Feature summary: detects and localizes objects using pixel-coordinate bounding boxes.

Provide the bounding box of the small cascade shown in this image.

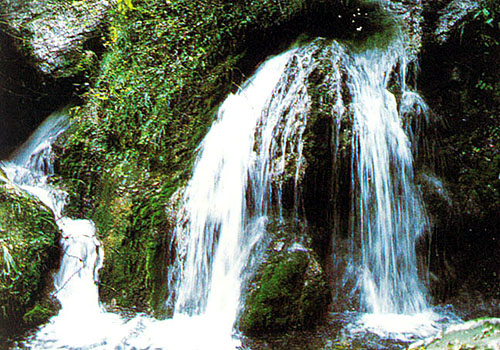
[3,112,123,349]
[171,51,294,319]
[347,39,428,315]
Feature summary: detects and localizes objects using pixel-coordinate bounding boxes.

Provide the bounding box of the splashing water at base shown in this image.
[351,312,440,342]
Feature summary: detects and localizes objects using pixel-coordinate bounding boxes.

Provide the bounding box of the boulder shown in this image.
[410,318,500,349]
[240,243,330,335]
[0,180,61,343]
[0,0,112,78]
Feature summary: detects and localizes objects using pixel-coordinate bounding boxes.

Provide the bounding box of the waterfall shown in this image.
[166,49,296,348]
[128,42,329,350]
[171,51,293,318]
[3,111,123,349]
[7,36,441,349]
[348,40,428,315]
[341,39,439,338]
[172,42,323,319]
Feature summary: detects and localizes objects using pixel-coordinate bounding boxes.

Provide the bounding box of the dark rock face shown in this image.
[0,30,76,159]
[419,0,500,312]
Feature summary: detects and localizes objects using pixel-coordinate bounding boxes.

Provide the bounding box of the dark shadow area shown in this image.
[234,0,394,88]
[0,30,80,159]
[418,6,500,313]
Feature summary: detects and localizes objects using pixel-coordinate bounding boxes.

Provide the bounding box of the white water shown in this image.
[157,49,296,350]
[342,38,439,338]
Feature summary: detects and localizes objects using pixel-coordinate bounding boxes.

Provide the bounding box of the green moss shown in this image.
[338,2,400,53]
[23,300,59,327]
[0,183,60,339]
[240,249,330,335]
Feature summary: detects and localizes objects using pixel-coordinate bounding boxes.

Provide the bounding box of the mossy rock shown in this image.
[410,318,500,349]
[92,173,176,315]
[0,182,61,341]
[240,245,330,335]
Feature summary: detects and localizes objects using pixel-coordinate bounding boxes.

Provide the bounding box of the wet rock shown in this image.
[0,181,61,342]
[384,0,425,57]
[239,244,330,335]
[0,0,112,78]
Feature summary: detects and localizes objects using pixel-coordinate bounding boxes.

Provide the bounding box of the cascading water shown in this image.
[6,34,443,349]
[3,112,123,349]
[341,39,439,338]
[133,49,298,350]
[349,41,428,313]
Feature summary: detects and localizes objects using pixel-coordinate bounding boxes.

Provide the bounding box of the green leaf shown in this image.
[1,244,18,275]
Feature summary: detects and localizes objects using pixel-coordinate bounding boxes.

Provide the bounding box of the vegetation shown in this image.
[0,182,60,342]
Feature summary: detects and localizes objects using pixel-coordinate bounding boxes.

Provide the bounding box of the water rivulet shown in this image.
[10,35,442,349]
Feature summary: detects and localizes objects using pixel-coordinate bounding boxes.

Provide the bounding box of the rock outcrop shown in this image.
[0,0,111,78]
[433,0,481,43]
